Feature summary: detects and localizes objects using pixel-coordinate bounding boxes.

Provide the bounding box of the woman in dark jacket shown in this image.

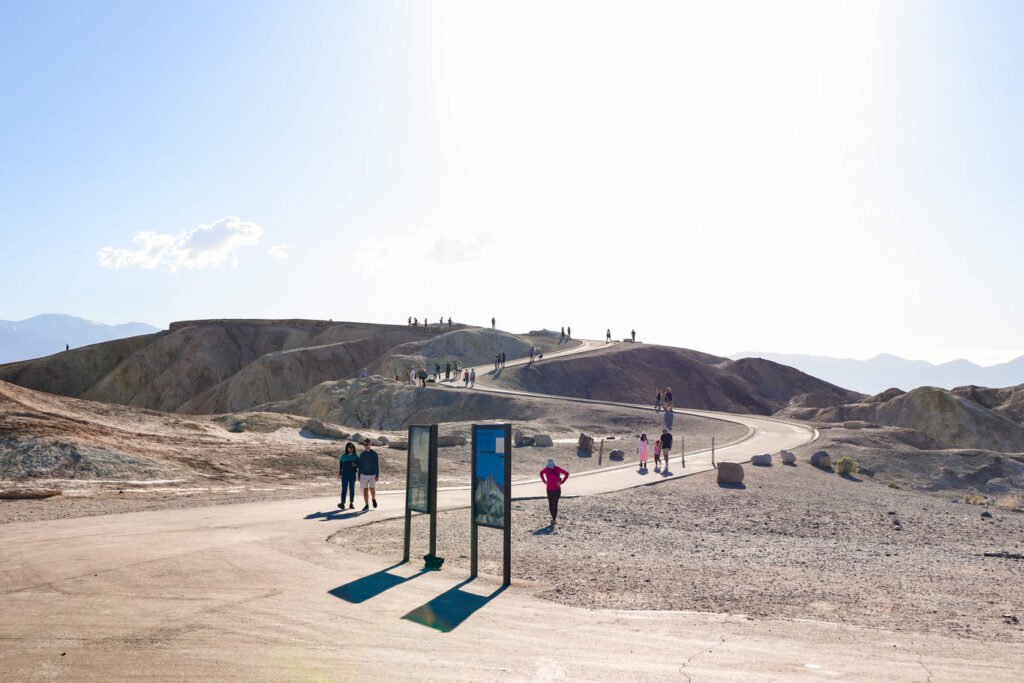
[338,442,359,509]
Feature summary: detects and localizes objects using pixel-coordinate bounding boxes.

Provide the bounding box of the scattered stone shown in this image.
[717,462,744,485]
[984,551,1024,560]
[780,450,797,465]
[609,449,625,461]
[302,418,349,440]
[533,434,554,447]
[372,436,389,447]
[514,431,535,447]
[388,439,408,450]
[0,488,62,500]
[810,451,832,469]
[227,420,245,433]
[437,435,468,448]
[578,433,595,454]
[981,511,993,519]
[751,453,772,466]
[1003,614,1019,625]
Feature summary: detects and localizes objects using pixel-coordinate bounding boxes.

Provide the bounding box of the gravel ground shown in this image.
[337,462,1024,642]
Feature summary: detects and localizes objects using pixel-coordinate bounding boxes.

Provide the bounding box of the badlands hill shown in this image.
[0,319,564,415]
[494,344,862,414]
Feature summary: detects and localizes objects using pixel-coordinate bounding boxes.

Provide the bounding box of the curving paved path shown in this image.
[1,339,1021,681]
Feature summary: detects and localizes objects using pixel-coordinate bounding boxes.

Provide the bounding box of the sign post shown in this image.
[404,424,441,569]
[470,423,512,585]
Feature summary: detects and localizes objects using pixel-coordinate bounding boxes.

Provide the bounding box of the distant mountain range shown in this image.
[731,351,1024,395]
[0,314,160,364]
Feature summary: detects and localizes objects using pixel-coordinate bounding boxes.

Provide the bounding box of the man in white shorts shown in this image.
[358,438,380,511]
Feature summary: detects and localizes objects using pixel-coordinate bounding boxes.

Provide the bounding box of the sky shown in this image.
[1,0,1022,365]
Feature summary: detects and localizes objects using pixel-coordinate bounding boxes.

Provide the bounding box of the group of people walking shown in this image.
[653,386,673,412]
[636,429,680,471]
[494,352,506,369]
[337,439,381,511]
[408,316,453,329]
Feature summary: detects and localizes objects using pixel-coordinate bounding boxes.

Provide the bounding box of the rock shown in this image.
[609,449,625,461]
[533,434,554,447]
[578,433,594,453]
[0,488,62,500]
[981,511,993,518]
[302,418,349,440]
[437,434,468,448]
[372,436,389,447]
[514,431,535,448]
[780,450,797,465]
[810,451,832,469]
[751,453,772,466]
[388,439,408,450]
[228,420,245,433]
[350,432,365,443]
[717,462,744,485]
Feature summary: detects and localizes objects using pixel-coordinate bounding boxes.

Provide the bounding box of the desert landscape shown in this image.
[1,319,1023,680]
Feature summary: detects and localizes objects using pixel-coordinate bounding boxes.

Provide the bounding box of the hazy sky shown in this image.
[1,1,1021,364]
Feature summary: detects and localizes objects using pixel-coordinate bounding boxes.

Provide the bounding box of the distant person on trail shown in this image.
[470,368,476,387]
[653,437,662,471]
[409,368,416,385]
[358,439,380,511]
[463,369,469,387]
[445,362,451,380]
[540,459,570,526]
[567,326,571,340]
[560,327,565,342]
[418,367,428,387]
[491,317,495,329]
[65,344,69,351]
[448,317,452,329]
[637,433,650,470]
[665,387,673,411]
[654,388,662,412]
[338,442,359,509]
[434,363,441,379]
[606,329,611,343]
[408,316,412,325]
[414,317,418,326]
[360,368,368,379]
[529,345,535,362]
[631,329,635,343]
[660,429,675,469]
[500,351,506,368]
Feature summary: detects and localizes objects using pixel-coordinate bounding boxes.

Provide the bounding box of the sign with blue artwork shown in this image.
[472,425,508,529]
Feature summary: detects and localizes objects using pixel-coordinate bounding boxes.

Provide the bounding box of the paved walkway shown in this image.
[2,339,1022,680]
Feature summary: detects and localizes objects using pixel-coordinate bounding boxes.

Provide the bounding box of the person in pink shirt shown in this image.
[539,459,569,526]
[653,438,662,471]
[637,433,650,471]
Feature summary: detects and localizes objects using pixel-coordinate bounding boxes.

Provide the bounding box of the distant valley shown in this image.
[0,314,160,363]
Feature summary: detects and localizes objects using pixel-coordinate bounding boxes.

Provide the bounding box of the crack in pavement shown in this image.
[917,653,934,682]
[679,636,726,683]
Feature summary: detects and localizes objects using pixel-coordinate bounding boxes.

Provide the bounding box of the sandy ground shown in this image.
[339,461,1024,643]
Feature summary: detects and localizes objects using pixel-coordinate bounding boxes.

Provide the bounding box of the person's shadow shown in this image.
[532,525,556,535]
[638,465,649,475]
[305,509,364,522]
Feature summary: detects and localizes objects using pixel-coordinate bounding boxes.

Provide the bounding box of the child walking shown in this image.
[637,433,650,470]
[653,438,662,470]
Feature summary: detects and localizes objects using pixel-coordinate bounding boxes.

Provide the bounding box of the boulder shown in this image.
[372,436,389,447]
[533,434,554,447]
[437,434,468,448]
[514,431,535,448]
[810,451,832,469]
[350,432,365,443]
[578,433,594,453]
[303,418,349,440]
[609,449,625,461]
[388,439,409,450]
[717,462,744,485]
[750,453,772,466]
[227,420,245,433]
[780,450,797,465]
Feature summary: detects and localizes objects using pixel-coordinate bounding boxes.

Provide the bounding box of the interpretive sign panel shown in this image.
[472,425,508,529]
[407,425,432,514]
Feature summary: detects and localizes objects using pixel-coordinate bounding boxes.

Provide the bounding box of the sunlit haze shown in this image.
[2,1,1021,365]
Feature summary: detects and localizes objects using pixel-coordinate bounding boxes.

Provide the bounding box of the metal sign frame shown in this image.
[470,423,512,585]
[403,424,439,566]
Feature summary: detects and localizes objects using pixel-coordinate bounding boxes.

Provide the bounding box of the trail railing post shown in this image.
[711,436,716,468]
[598,438,604,466]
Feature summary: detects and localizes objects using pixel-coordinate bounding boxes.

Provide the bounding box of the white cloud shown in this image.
[267,244,289,259]
[98,216,264,272]
[426,233,493,264]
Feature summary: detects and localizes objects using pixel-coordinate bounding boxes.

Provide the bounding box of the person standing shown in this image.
[413,317,418,327]
[529,345,535,362]
[418,367,428,387]
[338,442,359,509]
[567,326,571,340]
[434,362,441,379]
[606,329,611,343]
[463,369,469,387]
[470,368,476,387]
[540,459,569,526]
[653,437,662,471]
[500,351,506,368]
[654,388,662,412]
[448,317,452,329]
[665,386,674,411]
[408,316,412,326]
[660,429,674,469]
[445,362,451,380]
[358,439,380,511]
[637,433,650,470]
[631,329,635,343]
[491,317,496,329]
[560,327,565,342]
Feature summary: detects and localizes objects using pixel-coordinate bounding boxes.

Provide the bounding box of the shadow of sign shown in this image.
[328,563,424,604]
[402,579,507,632]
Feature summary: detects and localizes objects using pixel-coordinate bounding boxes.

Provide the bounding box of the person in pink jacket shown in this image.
[539,459,569,526]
